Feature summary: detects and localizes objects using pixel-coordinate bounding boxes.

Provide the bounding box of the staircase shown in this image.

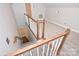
[6,13,70,56]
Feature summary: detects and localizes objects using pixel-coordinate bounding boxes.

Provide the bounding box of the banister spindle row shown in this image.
[17,36,65,56]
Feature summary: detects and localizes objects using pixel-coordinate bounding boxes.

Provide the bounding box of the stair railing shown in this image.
[24,13,45,40]
[7,29,70,56]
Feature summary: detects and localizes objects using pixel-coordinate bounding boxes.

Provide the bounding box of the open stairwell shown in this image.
[6,13,70,56]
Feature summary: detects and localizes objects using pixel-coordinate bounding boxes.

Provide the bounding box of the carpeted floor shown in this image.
[23,20,79,56]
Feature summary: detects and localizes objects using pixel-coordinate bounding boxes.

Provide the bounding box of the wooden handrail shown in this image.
[7,29,70,56]
[24,13,37,23]
[24,13,45,23]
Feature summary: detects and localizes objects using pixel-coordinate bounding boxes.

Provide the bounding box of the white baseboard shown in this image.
[46,20,79,34]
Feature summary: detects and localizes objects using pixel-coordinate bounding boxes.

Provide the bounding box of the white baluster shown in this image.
[37,48,39,56]
[54,39,59,56]
[49,40,56,56]
[42,45,45,56]
[55,36,64,55]
[49,41,53,56]
[29,51,32,56]
[46,43,50,56]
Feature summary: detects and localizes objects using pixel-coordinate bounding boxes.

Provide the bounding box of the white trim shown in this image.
[46,20,79,34]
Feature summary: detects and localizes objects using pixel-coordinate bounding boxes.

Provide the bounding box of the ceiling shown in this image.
[43,3,79,8]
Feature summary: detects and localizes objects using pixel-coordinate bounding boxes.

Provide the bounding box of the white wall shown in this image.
[31,3,45,20]
[0,4,21,55]
[11,3,46,40]
[11,3,26,27]
[45,7,79,33]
